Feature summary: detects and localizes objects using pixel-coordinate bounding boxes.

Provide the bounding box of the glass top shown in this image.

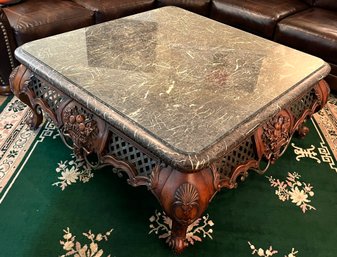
[19,7,326,154]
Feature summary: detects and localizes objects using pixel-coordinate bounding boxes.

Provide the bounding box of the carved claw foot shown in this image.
[150,166,219,253]
[297,123,310,138]
[169,221,188,254]
[169,236,188,254]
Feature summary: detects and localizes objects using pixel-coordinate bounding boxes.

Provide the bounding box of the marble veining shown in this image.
[17,7,329,159]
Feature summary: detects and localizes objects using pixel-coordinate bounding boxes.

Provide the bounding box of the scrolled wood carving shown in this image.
[9,65,44,129]
[314,80,330,107]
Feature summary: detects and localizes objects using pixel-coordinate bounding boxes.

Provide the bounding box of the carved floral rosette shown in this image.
[255,109,294,166]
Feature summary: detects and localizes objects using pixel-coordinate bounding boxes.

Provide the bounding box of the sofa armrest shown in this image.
[0,8,17,95]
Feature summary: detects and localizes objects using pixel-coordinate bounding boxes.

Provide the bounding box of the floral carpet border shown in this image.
[312,95,337,161]
[0,97,41,201]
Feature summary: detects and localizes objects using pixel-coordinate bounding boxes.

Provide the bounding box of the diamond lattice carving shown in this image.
[30,76,66,112]
[218,137,256,178]
[289,89,315,121]
[107,133,156,177]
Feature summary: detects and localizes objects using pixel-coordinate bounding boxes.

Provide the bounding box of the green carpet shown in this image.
[0,97,336,257]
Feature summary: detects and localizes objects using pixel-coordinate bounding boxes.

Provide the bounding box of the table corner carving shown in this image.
[149,166,220,253]
[62,104,100,156]
[9,65,44,129]
[255,109,294,165]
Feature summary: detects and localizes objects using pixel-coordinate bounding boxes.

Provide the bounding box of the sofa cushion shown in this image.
[71,0,156,24]
[156,0,211,16]
[210,0,309,39]
[274,8,337,65]
[3,0,94,46]
[314,0,337,11]
[301,0,314,5]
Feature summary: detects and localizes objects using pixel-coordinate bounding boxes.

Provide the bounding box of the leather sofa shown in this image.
[0,0,336,95]
[210,0,337,92]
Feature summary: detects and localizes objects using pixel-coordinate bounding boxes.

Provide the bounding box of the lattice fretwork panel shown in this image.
[289,89,316,121]
[107,132,157,177]
[29,76,66,112]
[218,137,256,178]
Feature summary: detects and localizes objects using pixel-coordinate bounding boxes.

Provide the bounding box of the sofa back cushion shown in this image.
[156,0,211,16]
[301,0,314,6]
[3,0,94,46]
[71,0,156,23]
[315,0,337,10]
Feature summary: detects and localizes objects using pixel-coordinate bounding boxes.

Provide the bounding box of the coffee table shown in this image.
[10,7,330,252]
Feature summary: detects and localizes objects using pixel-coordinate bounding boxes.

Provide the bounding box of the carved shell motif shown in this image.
[172,183,200,225]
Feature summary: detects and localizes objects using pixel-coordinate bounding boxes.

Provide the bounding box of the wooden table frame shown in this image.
[10,64,330,252]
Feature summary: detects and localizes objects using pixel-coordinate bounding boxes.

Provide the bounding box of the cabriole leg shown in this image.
[150,166,219,253]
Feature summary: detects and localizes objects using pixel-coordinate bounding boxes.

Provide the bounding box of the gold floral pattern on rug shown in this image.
[248,242,298,257]
[52,154,93,190]
[266,172,315,213]
[60,227,113,257]
[148,210,214,246]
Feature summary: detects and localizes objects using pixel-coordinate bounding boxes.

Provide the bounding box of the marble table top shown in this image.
[15,7,330,170]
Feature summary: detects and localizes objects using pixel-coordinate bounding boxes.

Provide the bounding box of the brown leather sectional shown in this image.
[1,0,336,95]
